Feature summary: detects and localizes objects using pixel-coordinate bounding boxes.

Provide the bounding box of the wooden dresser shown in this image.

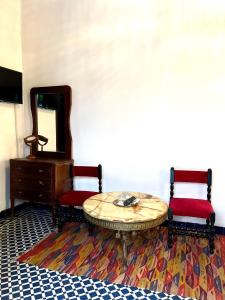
[10,158,73,225]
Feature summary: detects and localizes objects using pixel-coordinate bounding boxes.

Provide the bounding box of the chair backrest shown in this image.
[170,167,212,202]
[73,164,102,193]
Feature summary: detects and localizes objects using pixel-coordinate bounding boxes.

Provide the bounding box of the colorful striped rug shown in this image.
[18,222,225,300]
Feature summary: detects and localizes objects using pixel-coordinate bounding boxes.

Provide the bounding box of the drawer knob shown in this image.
[18,191,23,195]
[39,180,44,186]
[38,169,44,173]
[18,179,22,183]
[38,193,43,198]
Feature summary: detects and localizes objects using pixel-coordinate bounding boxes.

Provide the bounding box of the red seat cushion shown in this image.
[169,197,214,219]
[59,191,99,206]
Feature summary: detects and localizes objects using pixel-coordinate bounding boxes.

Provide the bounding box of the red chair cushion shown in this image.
[169,197,214,219]
[59,191,99,206]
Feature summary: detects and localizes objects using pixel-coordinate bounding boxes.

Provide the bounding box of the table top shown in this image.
[83,191,168,231]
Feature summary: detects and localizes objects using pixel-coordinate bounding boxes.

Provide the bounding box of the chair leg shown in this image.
[88,221,94,235]
[209,212,215,254]
[168,207,173,248]
[57,203,63,232]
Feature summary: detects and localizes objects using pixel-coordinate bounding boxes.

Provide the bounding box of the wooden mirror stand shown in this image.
[10,85,73,225]
[30,85,72,160]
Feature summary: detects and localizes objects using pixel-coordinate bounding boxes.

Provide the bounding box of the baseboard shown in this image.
[163,220,225,236]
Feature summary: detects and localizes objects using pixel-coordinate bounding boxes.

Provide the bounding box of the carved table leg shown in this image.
[116,231,129,269]
[115,231,121,239]
[122,232,128,268]
[131,231,137,239]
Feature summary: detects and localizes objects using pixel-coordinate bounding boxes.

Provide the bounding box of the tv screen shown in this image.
[0,66,22,104]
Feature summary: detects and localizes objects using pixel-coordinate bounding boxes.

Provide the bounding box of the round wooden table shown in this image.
[83,191,168,267]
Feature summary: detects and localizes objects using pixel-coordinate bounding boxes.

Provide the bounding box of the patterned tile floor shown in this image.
[0,206,194,300]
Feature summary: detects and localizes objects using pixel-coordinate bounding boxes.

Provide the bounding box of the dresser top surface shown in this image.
[10,158,73,164]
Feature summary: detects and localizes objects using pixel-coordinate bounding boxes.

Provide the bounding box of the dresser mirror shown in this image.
[30,85,72,159]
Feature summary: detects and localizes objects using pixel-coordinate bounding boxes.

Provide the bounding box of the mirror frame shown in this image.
[30,85,72,160]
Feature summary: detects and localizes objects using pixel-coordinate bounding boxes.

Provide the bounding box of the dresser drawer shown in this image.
[13,190,51,202]
[10,161,52,178]
[12,177,51,191]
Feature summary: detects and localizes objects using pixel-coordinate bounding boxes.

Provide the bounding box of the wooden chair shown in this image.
[168,167,215,254]
[57,164,102,230]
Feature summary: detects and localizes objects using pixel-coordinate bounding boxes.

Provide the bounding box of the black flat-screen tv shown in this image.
[0,66,22,104]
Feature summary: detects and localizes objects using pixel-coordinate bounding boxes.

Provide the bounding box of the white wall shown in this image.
[0,0,23,211]
[21,0,225,226]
